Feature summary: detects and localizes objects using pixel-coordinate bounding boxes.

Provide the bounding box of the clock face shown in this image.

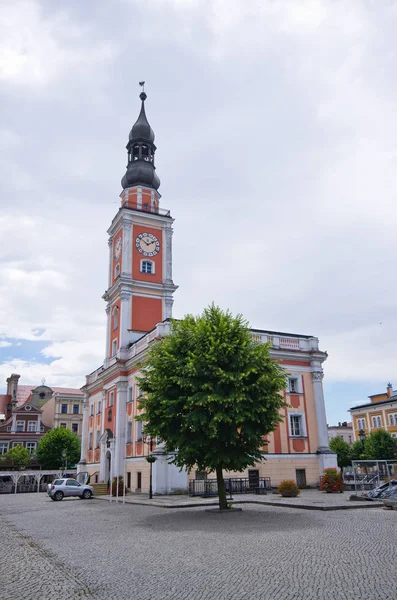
[135,232,160,257]
[114,237,122,260]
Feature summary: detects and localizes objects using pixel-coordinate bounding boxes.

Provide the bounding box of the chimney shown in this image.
[338,422,341,427]
[387,382,393,398]
[342,422,347,427]
[6,374,20,403]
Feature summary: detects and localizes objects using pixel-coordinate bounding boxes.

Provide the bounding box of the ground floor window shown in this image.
[137,472,142,489]
[127,472,131,489]
[72,423,78,434]
[0,443,9,455]
[26,442,37,454]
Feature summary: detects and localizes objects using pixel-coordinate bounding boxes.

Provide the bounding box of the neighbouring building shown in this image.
[0,374,84,466]
[79,89,337,492]
[328,422,353,444]
[350,383,397,441]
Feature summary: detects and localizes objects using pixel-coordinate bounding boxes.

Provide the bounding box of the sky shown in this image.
[1,0,397,425]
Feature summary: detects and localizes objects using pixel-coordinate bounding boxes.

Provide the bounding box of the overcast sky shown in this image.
[1,0,397,424]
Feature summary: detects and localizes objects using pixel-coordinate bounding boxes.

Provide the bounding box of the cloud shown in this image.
[0,341,12,349]
[0,1,396,421]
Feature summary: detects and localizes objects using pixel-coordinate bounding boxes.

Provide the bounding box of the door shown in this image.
[296,469,306,487]
[248,470,259,491]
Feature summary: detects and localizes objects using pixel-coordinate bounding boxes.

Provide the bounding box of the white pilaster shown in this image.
[163,226,173,284]
[119,292,131,349]
[78,394,89,472]
[311,370,330,451]
[107,236,113,289]
[122,220,132,276]
[11,413,16,433]
[99,441,107,481]
[164,296,173,320]
[104,304,111,362]
[114,381,128,477]
[36,414,41,434]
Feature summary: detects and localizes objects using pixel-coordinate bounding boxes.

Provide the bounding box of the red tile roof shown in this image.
[16,385,82,406]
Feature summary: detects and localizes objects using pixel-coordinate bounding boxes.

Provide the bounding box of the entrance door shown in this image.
[296,469,306,487]
[248,469,259,491]
[105,451,111,485]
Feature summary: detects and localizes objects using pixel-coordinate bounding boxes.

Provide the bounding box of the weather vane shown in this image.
[139,81,145,92]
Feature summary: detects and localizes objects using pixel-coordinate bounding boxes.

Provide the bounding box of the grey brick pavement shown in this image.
[0,493,396,600]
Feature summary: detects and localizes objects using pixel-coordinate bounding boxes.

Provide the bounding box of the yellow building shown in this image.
[350,383,397,441]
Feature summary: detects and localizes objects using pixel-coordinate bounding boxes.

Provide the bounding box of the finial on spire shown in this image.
[139,81,147,101]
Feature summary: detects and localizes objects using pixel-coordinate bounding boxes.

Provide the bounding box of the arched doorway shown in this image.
[105,451,111,485]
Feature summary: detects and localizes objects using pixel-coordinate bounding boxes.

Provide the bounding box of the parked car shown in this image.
[383,487,397,510]
[47,478,94,501]
[365,479,397,500]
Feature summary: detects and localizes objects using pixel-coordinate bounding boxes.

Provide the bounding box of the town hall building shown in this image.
[79,89,337,492]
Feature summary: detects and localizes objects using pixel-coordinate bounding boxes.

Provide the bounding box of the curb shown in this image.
[93,496,384,511]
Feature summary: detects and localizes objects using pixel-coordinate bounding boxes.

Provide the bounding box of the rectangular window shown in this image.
[73,404,79,415]
[128,386,134,403]
[127,472,131,489]
[16,421,24,432]
[12,442,23,447]
[60,423,67,428]
[72,423,78,434]
[97,401,102,414]
[389,413,397,426]
[0,443,9,455]
[112,339,117,357]
[88,432,93,450]
[27,421,37,432]
[141,261,153,274]
[289,378,298,393]
[136,420,143,441]
[357,418,366,430]
[95,430,100,448]
[348,435,352,443]
[61,404,67,414]
[26,442,36,454]
[127,421,132,443]
[372,415,382,428]
[109,391,114,407]
[90,404,94,417]
[290,415,302,437]
[137,472,142,489]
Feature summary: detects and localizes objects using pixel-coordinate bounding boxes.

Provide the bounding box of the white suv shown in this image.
[47,478,94,501]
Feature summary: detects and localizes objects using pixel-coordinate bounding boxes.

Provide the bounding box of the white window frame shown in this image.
[88,432,93,450]
[389,413,397,426]
[90,404,94,417]
[136,420,143,441]
[127,420,133,443]
[112,306,119,330]
[95,430,100,448]
[128,385,134,403]
[140,259,155,275]
[372,415,382,428]
[27,421,37,432]
[109,391,114,407]
[71,423,79,434]
[16,421,25,432]
[0,442,9,455]
[26,442,37,454]
[12,442,23,447]
[60,422,67,428]
[112,339,117,357]
[97,400,102,414]
[288,412,307,437]
[357,418,366,430]
[287,375,303,394]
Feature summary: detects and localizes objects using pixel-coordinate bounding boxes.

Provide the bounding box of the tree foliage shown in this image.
[329,436,352,469]
[35,427,81,469]
[2,445,31,470]
[138,304,287,509]
[363,430,397,461]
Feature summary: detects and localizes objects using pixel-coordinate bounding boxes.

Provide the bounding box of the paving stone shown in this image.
[0,493,396,599]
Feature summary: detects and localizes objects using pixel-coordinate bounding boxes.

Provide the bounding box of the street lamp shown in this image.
[358,429,365,451]
[61,449,67,473]
[142,432,156,499]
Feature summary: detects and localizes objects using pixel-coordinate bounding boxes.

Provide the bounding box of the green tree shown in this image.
[364,430,397,461]
[138,304,287,510]
[35,427,81,469]
[329,436,352,470]
[350,439,366,462]
[2,445,31,470]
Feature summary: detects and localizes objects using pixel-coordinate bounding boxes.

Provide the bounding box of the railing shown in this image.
[189,477,271,497]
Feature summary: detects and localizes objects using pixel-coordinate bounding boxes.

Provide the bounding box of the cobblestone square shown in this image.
[1,493,396,600]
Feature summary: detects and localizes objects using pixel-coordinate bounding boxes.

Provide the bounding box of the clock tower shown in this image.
[103,89,177,365]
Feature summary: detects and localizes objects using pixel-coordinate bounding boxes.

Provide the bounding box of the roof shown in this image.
[350,397,397,411]
[16,384,82,406]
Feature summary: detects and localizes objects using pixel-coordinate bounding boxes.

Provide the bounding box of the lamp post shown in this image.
[61,449,67,474]
[358,429,365,452]
[142,432,156,499]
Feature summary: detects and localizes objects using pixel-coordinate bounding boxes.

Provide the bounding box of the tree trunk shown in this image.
[216,465,228,510]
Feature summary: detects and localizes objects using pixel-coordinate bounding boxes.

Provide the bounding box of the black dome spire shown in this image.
[121,89,160,191]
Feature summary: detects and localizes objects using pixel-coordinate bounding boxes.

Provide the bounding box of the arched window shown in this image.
[141,260,154,274]
[114,264,120,279]
[132,145,139,161]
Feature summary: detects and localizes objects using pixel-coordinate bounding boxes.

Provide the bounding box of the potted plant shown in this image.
[277,480,300,497]
[320,468,344,493]
[111,476,127,497]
